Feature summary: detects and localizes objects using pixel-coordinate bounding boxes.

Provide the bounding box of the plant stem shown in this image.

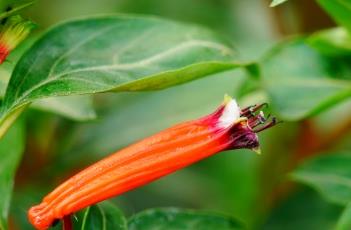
[63,215,72,230]
[0,105,26,140]
[0,1,35,20]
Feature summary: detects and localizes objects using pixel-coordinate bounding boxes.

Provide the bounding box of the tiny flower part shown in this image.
[28,95,278,230]
[0,15,35,64]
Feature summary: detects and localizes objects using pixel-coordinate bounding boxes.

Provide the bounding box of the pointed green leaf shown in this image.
[3,15,237,107]
[128,208,245,230]
[0,15,244,136]
[73,201,127,230]
[260,39,351,120]
[0,36,97,121]
[317,0,351,33]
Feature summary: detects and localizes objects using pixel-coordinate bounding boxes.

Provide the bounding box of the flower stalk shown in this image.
[28,95,278,230]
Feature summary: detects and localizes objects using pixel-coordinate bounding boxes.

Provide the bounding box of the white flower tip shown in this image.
[218,95,241,129]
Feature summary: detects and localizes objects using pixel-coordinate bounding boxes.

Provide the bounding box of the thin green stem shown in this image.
[0,105,27,139]
[0,1,35,21]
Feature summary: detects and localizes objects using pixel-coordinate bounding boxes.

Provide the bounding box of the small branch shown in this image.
[0,1,35,21]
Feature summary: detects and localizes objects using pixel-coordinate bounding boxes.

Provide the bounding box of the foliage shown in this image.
[0,0,351,229]
[291,152,351,205]
[128,208,244,230]
[73,202,127,230]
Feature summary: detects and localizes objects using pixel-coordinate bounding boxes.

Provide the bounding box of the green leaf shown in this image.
[0,15,243,137]
[270,0,289,7]
[32,95,96,121]
[260,39,351,120]
[128,208,245,230]
[0,119,25,230]
[0,37,97,121]
[317,0,351,33]
[73,201,127,230]
[291,152,351,205]
[307,27,351,56]
[336,203,351,230]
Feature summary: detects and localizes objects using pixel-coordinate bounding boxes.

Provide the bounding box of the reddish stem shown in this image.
[63,215,72,230]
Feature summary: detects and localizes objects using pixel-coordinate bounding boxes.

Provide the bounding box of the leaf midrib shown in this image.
[11,24,119,104]
[12,39,233,107]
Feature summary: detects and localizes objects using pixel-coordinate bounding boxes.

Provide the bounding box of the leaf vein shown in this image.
[13,39,232,104]
[48,24,119,78]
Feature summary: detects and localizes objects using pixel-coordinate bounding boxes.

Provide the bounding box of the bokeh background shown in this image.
[7,0,351,229]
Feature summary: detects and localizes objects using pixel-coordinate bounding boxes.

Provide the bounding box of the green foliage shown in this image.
[1,0,351,229]
[262,188,342,230]
[291,152,351,205]
[259,39,351,120]
[71,204,245,230]
[73,202,127,230]
[128,208,245,230]
[1,16,237,109]
[0,15,246,137]
[336,203,351,230]
[0,39,96,121]
[0,119,24,230]
[308,27,351,55]
[317,0,351,33]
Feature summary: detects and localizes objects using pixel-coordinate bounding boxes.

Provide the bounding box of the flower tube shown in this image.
[28,95,278,229]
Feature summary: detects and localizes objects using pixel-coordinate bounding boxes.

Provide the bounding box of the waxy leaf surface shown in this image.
[1,15,240,120]
[128,208,245,230]
[73,202,127,230]
[0,39,96,121]
[260,39,351,120]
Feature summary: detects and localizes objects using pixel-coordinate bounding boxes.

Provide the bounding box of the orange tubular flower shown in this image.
[28,95,278,229]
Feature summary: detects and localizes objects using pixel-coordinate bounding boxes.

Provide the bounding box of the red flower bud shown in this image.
[0,15,34,64]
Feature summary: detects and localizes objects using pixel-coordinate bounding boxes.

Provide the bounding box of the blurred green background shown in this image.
[6,0,351,229]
